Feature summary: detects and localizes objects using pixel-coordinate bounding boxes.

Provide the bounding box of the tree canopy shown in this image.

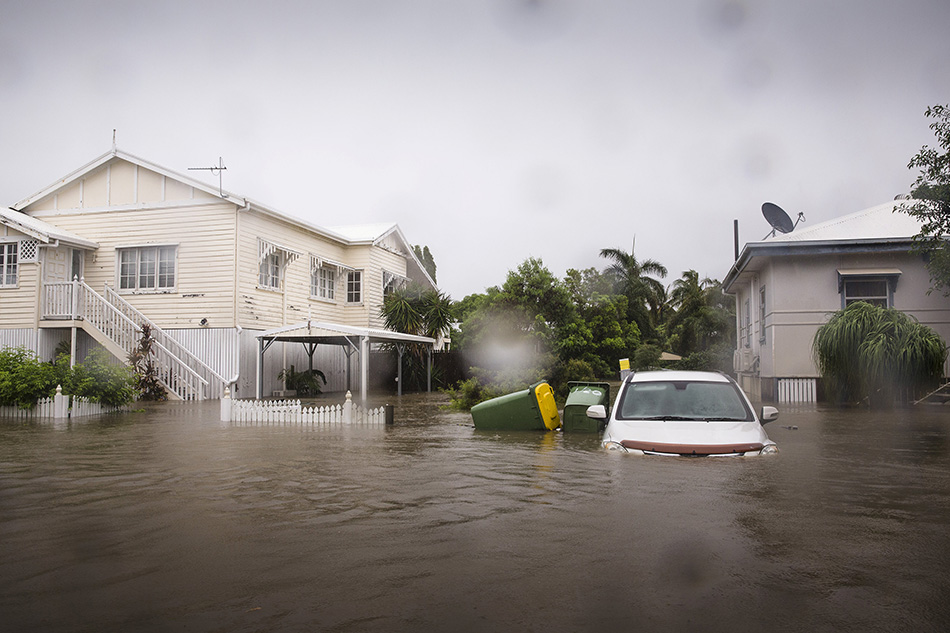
[900,104,950,293]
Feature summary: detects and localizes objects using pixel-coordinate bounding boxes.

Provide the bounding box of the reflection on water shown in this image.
[2,395,950,632]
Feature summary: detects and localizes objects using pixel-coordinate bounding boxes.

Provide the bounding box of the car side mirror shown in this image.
[760,406,779,424]
[586,404,607,420]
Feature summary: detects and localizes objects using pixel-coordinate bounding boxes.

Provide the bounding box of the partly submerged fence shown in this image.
[777,378,817,403]
[221,389,392,426]
[0,385,128,420]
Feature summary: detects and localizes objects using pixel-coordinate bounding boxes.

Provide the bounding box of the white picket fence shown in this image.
[221,389,391,426]
[778,378,817,403]
[0,385,128,420]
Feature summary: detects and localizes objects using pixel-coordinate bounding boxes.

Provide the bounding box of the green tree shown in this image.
[599,244,668,340]
[413,245,438,284]
[666,270,735,358]
[813,302,947,405]
[380,284,456,390]
[899,104,950,293]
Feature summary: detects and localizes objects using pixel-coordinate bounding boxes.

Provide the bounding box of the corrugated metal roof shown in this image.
[765,201,922,243]
[0,207,98,248]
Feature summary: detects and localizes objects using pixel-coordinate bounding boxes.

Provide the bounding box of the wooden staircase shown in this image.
[42,279,229,400]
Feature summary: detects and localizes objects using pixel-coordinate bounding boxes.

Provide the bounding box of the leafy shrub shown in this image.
[0,347,59,408]
[64,348,136,407]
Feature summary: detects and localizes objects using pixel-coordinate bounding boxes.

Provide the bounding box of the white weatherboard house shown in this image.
[0,148,438,401]
[722,201,950,403]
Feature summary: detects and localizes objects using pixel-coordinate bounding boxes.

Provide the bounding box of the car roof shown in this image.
[627,370,731,384]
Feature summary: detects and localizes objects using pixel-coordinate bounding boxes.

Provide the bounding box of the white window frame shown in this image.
[117,244,177,293]
[310,256,338,302]
[0,241,18,287]
[838,270,900,309]
[258,239,300,293]
[346,270,363,304]
[759,285,766,343]
[259,251,281,290]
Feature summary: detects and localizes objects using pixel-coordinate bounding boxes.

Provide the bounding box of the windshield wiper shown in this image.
[702,417,747,422]
[639,415,693,421]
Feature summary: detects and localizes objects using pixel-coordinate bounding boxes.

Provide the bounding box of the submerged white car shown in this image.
[587,370,778,456]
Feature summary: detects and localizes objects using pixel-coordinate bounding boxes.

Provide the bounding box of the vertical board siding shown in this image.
[166,327,241,381]
[0,328,37,352]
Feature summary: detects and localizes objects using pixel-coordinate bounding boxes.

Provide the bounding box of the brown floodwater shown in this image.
[2,393,950,632]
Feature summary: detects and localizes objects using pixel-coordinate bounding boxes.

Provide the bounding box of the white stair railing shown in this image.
[103,285,229,398]
[42,278,208,401]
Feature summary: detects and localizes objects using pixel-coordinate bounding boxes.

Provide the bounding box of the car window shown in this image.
[618,381,752,421]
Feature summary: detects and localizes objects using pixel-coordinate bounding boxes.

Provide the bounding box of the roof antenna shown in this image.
[188,156,229,198]
[112,129,117,153]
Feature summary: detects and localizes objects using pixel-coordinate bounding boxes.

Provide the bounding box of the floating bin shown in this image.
[471,381,561,431]
[562,381,611,433]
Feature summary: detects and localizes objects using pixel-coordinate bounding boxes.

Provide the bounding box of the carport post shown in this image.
[427,347,432,393]
[360,335,369,403]
[395,343,405,397]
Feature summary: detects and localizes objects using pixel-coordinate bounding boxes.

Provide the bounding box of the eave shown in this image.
[722,237,918,294]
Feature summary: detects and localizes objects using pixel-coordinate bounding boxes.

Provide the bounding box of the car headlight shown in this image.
[604,441,628,453]
[760,444,779,455]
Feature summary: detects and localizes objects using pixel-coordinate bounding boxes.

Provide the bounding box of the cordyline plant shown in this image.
[813,302,947,406]
[128,324,168,401]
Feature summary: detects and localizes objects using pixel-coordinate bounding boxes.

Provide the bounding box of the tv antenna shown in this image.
[188,156,228,198]
[762,202,804,239]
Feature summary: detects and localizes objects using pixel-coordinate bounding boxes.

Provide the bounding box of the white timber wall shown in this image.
[23,158,240,329]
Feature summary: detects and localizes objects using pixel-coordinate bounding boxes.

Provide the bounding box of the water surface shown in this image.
[2,395,950,632]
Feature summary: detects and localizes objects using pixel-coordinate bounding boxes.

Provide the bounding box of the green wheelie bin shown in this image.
[561,381,611,432]
[471,381,561,431]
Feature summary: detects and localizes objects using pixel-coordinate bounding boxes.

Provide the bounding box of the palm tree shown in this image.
[599,244,667,339]
[380,285,456,390]
[665,270,734,356]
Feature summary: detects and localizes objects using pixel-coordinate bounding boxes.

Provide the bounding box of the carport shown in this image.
[256,321,436,402]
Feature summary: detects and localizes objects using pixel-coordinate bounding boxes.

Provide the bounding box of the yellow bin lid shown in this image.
[533,382,561,430]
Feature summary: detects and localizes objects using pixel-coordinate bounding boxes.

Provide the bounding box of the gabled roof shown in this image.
[330,222,438,290]
[9,148,439,289]
[723,201,924,293]
[0,207,98,249]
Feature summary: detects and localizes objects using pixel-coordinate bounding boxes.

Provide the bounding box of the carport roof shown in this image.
[256,321,436,346]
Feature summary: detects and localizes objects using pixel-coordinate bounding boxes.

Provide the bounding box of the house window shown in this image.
[312,265,336,300]
[843,279,889,308]
[759,285,766,343]
[0,242,17,287]
[259,251,281,289]
[118,245,176,291]
[837,270,900,309]
[347,270,362,304]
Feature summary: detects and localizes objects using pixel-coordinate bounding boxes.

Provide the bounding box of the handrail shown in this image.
[42,279,211,401]
[103,285,230,395]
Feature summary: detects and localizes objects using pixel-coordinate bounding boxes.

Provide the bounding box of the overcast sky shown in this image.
[1,0,948,299]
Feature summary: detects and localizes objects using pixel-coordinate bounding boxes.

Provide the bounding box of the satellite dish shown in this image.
[762,202,794,234]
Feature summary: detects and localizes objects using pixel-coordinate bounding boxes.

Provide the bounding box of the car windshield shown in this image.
[618,380,752,421]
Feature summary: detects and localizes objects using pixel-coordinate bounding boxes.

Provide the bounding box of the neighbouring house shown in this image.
[0,147,439,401]
[722,200,950,403]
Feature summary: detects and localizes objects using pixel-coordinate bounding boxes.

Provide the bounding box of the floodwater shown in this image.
[2,394,950,633]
